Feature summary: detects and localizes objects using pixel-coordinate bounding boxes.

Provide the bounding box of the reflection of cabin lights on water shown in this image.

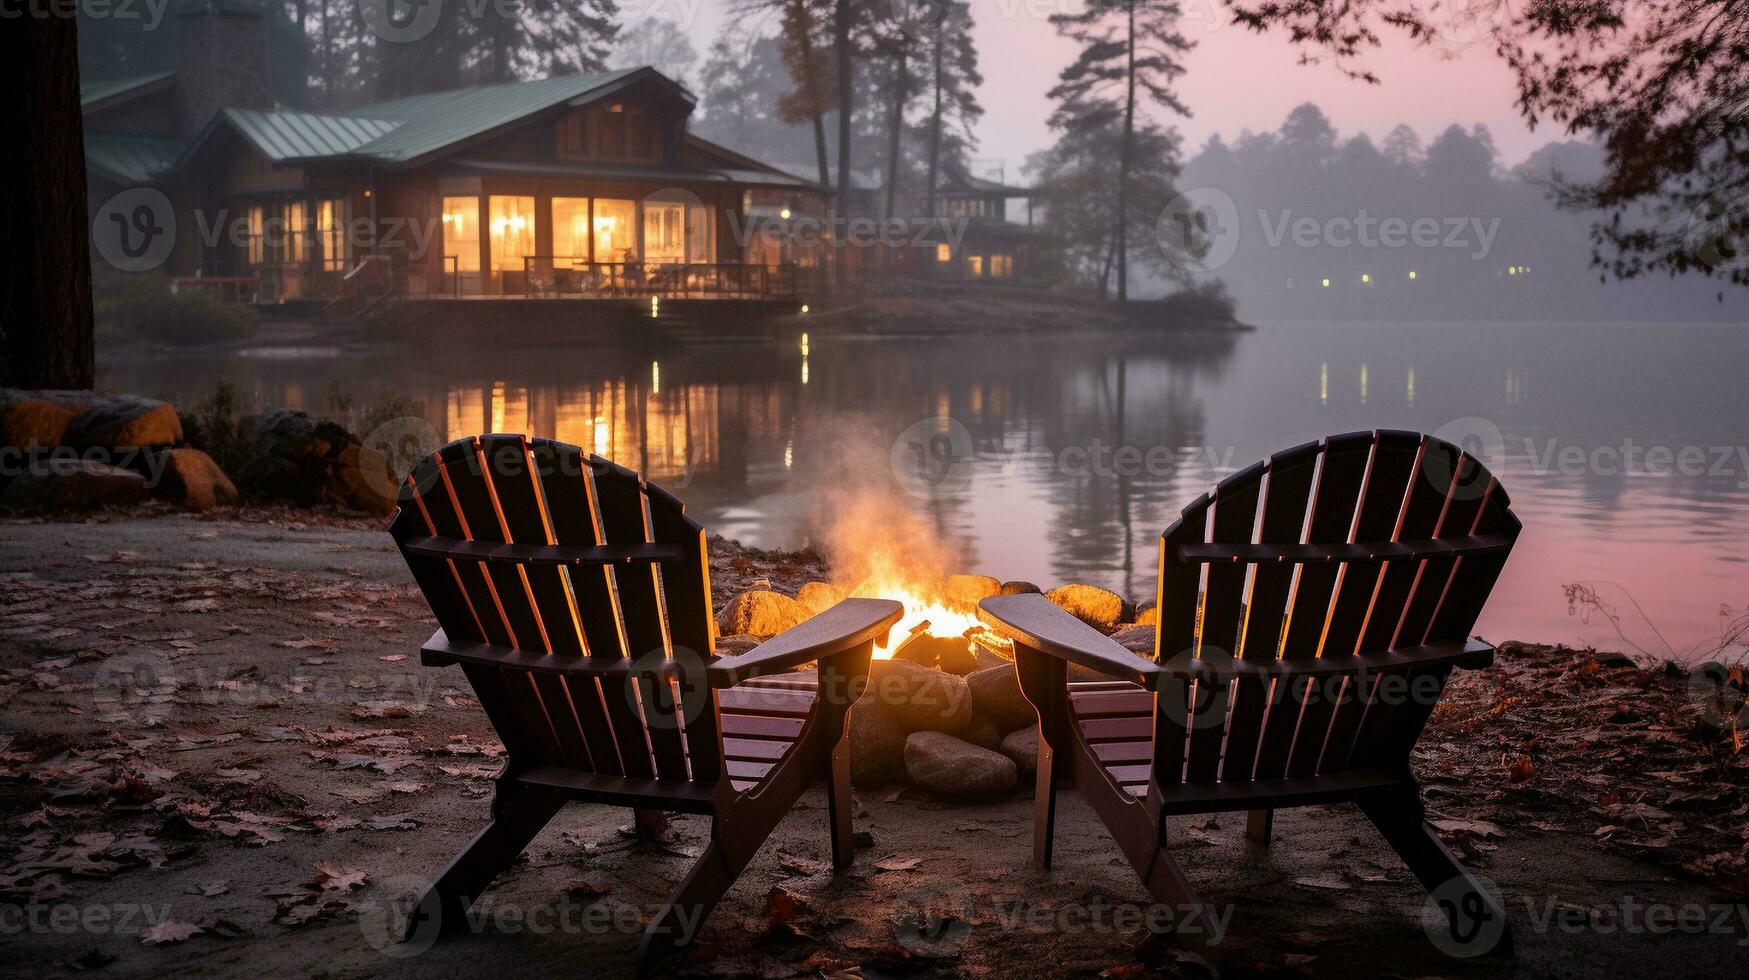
[784,442,793,468]
[651,296,660,318]
[1361,273,1371,284]
[1320,363,1328,403]
[650,361,660,394]
[801,359,809,385]
[1409,270,1418,280]
[1321,278,1331,288]
[1360,363,1369,404]
[1407,366,1415,405]
[799,332,809,356]
[800,304,809,314]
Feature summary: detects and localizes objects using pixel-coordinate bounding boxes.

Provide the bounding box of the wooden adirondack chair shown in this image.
[388,434,902,965]
[979,430,1521,964]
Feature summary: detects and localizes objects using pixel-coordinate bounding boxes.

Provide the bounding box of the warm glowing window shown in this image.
[283,201,308,263]
[488,195,535,272]
[967,255,984,277]
[644,202,685,265]
[245,206,265,265]
[442,196,480,272]
[991,254,1013,278]
[686,206,715,263]
[594,199,636,263]
[935,243,951,263]
[317,199,346,271]
[552,197,590,262]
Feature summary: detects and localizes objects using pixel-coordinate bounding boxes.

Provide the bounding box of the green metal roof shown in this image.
[343,69,644,164]
[220,108,402,162]
[84,134,182,184]
[80,72,175,110]
[450,158,811,189]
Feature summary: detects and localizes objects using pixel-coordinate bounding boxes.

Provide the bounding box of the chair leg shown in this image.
[404,787,564,941]
[1032,723,1060,869]
[1246,808,1274,845]
[825,734,855,870]
[633,809,671,841]
[1139,838,1226,968]
[637,819,754,971]
[1359,787,1513,957]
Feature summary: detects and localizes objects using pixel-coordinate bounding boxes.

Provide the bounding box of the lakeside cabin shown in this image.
[80,5,823,320]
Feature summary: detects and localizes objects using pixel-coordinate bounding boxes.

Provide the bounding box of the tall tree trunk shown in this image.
[1,14,94,390]
[883,43,908,223]
[792,0,831,191]
[925,32,944,219]
[1116,2,1136,303]
[833,0,854,285]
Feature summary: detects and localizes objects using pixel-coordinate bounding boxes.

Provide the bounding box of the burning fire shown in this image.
[852,575,988,659]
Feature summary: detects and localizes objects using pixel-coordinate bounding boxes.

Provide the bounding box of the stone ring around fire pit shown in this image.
[714,574,1154,802]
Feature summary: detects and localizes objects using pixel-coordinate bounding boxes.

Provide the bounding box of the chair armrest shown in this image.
[977,594,1161,690]
[706,598,903,688]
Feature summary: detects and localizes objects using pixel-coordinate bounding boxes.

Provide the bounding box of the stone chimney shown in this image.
[174,0,272,138]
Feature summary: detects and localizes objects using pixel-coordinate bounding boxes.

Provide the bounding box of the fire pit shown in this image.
[715,569,1145,803]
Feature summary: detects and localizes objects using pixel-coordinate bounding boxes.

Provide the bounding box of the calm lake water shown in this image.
[101,321,1749,659]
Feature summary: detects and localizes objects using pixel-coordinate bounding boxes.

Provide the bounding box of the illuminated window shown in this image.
[686,205,715,263]
[442,196,480,273]
[488,195,535,272]
[967,255,984,277]
[317,199,346,272]
[552,197,590,262]
[246,206,265,265]
[990,254,1013,278]
[935,243,951,263]
[283,201,308,264]
[643,201,685,265]
[594,199,636,263]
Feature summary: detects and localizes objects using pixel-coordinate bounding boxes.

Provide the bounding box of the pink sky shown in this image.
[677,2,1548,176]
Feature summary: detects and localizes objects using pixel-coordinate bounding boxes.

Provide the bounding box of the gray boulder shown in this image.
[1046,583,1126,633]
[860,658,972,735]
[904,731,1018,801]
[998,727,1040,780]
[965,664,1036,733]
[1109,625,1156,655]
[231,411,395,514]
[0,459,147,510]
[152,448,239,511]
[0,389,181,450]
[717,589,808,638]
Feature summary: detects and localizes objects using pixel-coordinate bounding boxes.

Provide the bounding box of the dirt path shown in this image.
[1,516,1744,977]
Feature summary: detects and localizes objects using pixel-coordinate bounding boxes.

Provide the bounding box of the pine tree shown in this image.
[1048,0,1193,301]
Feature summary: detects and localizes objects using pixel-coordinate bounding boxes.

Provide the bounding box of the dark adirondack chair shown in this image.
[388,434,902,965]
[979,430,1521,964]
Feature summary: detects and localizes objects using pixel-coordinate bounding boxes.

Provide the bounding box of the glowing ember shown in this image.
[849,576,992,659]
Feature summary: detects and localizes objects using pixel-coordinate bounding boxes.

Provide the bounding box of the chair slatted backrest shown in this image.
[388,435,721,783]
[1153,430,1520,788]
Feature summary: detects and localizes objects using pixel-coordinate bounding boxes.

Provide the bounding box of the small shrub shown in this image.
[94,269,258,347]
[181,379,247,474]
